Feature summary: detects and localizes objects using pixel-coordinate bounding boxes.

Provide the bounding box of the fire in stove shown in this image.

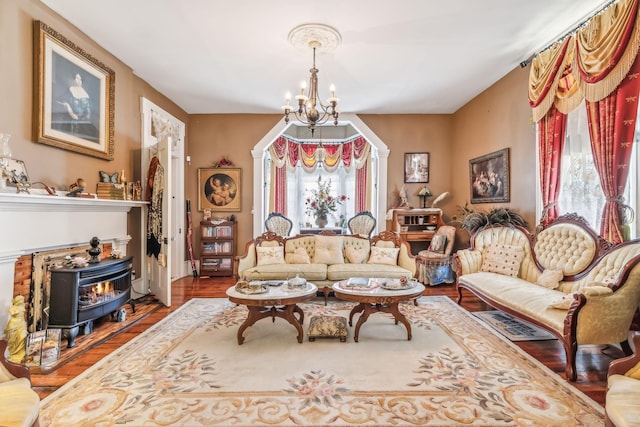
[79,280,122,307]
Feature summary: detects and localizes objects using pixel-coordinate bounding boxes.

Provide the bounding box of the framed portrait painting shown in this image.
[404,152,429,183]
[33,21,115,160]
[198,168,241,212]
[469,148,510,203]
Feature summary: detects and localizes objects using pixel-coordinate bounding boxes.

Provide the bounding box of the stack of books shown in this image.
[96,183,125,200]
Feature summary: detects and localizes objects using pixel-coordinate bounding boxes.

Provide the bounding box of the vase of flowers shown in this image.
[305,177,347,228]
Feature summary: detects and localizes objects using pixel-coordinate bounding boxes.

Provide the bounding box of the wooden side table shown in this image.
[332,280,425,342]
[226,283,317,345]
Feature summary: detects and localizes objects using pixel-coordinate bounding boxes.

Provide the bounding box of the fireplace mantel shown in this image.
[0,190,147,330]
[0,192,147,212]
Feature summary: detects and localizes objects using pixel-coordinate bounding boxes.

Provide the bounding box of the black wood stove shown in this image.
[48,256,134,347]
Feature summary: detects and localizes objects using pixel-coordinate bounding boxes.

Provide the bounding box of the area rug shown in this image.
[39,296,603,426]
[472,310,557,342]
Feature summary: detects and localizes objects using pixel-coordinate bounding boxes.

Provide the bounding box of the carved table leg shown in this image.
[349,303,366,326]
[237,304,306,345]
[352,302,412,342]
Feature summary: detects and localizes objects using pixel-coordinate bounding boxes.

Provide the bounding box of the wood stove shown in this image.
[48,256,134,347]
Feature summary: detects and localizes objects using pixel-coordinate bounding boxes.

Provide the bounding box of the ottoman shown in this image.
[308,315,348,342]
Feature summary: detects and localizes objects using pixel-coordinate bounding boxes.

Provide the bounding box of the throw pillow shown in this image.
[480,243,525,277]
[313,235,345,265]
[285,247,310,264]
[256,246,285,266]
[581,281,613,296]
[549,294,574,310]
[367,246,400,266]
[428,234,448,254]
[536,269,563,289]
[345,246,368,264]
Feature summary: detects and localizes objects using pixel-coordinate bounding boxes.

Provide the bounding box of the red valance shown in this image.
[529,0,640,121]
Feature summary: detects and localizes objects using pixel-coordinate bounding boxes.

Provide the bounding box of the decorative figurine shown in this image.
[67,178,87,197]
[4,295,27,363]
[88,236,102,263]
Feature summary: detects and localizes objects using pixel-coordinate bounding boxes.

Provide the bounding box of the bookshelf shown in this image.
[199,220,236,277]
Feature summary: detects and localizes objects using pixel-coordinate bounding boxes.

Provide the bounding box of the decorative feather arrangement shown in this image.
[431,191,450,208]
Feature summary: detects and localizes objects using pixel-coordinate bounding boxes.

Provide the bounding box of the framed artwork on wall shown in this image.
[198,168,241,211]
[33,21,115,160]
[469,148,510,203]
[404,152,429,183]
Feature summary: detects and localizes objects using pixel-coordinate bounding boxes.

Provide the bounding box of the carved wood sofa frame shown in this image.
[454,214,640,381]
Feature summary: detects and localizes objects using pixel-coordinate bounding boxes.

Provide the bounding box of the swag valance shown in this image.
[269,135,370,173]
[529,0,640,122]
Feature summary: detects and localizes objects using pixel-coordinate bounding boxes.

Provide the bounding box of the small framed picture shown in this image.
[404,152,429,183]
[198,168,241,212]
[2,159,29,184]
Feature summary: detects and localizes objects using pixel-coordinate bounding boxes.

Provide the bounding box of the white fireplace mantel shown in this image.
[0,191,147,331]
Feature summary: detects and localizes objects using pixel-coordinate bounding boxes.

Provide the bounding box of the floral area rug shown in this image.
[39,296,604,426]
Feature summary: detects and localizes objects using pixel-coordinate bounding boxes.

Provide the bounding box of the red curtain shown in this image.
[538,105,567,227]
[270,136,288,214]
[586,51,640,243]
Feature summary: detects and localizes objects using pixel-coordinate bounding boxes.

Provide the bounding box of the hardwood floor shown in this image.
[31,276,619,406]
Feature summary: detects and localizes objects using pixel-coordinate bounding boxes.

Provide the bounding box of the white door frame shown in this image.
[251,113,389,237]
[140,98,186,294]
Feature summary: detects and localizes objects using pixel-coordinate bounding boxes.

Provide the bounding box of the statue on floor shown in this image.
[4,295,27,363]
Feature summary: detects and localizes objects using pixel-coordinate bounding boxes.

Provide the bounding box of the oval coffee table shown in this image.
[332,279,425,342]
[226,282,318,345]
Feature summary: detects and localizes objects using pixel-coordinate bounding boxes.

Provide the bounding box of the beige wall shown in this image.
[358,114,455,218]
[451,67,537,228]
[0,0,188,273]
[187,114,281,251]
[2,0,537,269]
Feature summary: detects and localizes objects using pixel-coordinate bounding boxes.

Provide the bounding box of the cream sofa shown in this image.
[606,332,640,427]
[235,231,416,299]
[454,214,640,381]
[0,339,40,427]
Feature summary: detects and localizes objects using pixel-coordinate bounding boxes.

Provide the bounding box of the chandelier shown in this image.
[282,24,342,134]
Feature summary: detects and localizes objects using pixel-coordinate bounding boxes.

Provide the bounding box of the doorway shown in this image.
[251,114,389,237]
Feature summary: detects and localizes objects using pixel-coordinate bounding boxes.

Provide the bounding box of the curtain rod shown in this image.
[520,0,620,68]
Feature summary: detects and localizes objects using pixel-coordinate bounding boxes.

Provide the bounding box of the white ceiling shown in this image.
[41,0,611,115]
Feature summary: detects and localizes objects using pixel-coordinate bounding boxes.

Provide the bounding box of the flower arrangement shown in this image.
[213,157,234,168]
[305,177,347,219]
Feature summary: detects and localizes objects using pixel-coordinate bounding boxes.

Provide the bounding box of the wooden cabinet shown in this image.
[389,209,445,254]
[200,220,236,277]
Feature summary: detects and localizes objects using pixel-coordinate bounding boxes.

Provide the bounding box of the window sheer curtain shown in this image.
[529,0,640,242]
[268,135,371,215]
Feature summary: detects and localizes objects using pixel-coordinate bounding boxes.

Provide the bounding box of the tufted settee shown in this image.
[235,230,416,300]
[454,214,640,381]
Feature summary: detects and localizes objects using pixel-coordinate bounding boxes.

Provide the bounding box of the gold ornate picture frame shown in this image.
[469,148,510,203]
[198,168,241,212]
[33,21,115,160]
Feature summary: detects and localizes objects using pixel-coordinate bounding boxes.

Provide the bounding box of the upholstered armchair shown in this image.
[416,225,456,285]
[606,332,640,426]
[347,211,376,237]
[0,338,40,427]
[265,212,293,237]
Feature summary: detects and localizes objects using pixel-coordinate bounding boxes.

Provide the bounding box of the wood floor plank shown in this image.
[31,277,614,406]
